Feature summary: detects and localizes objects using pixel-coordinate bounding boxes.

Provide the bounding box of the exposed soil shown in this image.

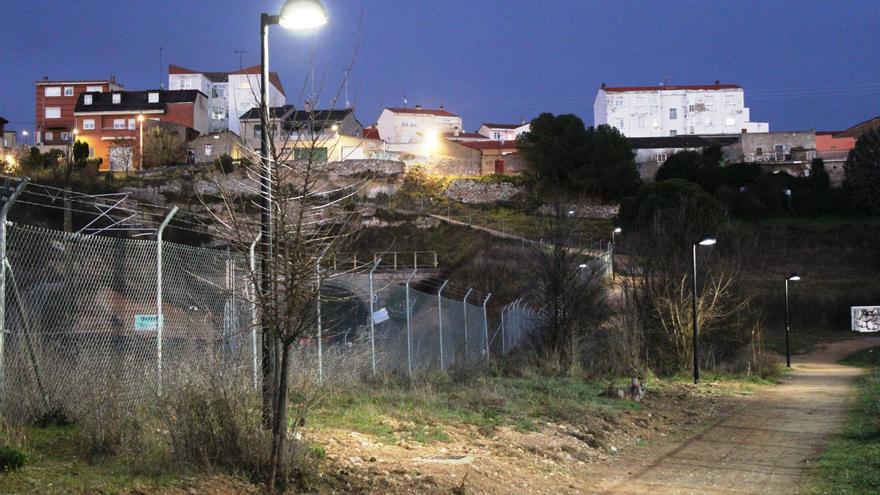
[312,337,880,494]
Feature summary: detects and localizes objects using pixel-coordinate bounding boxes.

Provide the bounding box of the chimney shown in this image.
[110,75,116,83]
[715,80,720,85]
[601,82,606,89]
[43,76,49,82]
[440,105,444,109]
[415,104,422,109]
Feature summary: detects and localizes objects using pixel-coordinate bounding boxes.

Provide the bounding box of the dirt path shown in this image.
[583,336,880,495]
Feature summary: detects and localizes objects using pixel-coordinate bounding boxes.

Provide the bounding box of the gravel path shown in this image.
[584,336,880,495]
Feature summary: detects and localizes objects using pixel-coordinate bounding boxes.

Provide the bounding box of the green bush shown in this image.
[0,445,26,472]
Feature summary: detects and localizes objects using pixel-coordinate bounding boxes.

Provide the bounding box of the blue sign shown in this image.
[134,314,159,331]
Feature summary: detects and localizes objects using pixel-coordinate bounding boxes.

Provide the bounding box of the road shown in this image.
[584,336,880,494]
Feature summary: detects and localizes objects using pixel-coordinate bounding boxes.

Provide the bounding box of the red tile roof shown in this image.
[602,84,742,93]
[481,122,527,129]
[443,132,487,139]
[363,127,380,139]
[385,107,458,117]
[458,140,519,151]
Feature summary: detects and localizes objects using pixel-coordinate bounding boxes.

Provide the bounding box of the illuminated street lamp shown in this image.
[21,130,28,147]
[692,234,716,384]
[137,113,145,168]
[784,273,801,368]
[611,227,622,279]
[258,0,328,408]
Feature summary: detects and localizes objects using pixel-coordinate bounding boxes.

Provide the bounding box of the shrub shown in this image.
[215,154,236,174]
[0,445,26,472]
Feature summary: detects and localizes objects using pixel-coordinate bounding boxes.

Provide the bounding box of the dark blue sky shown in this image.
[2,0,879,135]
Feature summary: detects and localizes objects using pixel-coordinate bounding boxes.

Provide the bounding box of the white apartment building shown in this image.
[593,83,768,138]
[168,64,286,136]
[376,106,463,145]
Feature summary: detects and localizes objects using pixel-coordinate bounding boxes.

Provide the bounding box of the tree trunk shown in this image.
[267,339,293,494]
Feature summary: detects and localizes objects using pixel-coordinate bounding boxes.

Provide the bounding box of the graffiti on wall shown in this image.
[851,306,880,332]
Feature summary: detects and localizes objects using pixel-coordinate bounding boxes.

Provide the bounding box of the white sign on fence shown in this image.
[372,308,390,325]
[851,306,880,332]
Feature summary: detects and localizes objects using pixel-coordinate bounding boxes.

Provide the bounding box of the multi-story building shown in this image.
[34,77,123,146]
[73,89,209,171]
[594,82,768,138]
[376,106,463,145]
[477,122,530,141]
[168,64,286,136]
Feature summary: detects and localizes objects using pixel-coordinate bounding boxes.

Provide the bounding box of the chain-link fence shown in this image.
[0,218,609,413]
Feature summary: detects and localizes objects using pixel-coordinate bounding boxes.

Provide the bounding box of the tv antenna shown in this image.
[342,68,351,108]
[234,49,246,69]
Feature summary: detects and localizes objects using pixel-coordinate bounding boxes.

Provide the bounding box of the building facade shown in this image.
[594,83,768,138]
[168,64,286,136]
[477,122,530,141]
[34,77,123,147]
[376,106,463,144]
[73,89,208,171]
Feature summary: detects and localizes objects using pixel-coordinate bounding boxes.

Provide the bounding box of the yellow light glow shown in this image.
[137,114,145,122]
[331,124,339,132]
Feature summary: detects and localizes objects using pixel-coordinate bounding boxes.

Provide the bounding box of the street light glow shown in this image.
[613,227,622,234]
[137,114,145,122]
[699,235,717,246]
[279,0,328,30]
[578,263,588,269]
[788,273,801,281]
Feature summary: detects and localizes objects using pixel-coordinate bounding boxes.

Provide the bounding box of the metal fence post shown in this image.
[249,234,261,391]
[369,257,381,376]
[156,206,178,395]
[316,253,324,384]
[437,279,448,371]
[0,178,28,396]
[462,288,473,359]
[483,293,492,362]
[405,268,417,376]
[500,303,507,355]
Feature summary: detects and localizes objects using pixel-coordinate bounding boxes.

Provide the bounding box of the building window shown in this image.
[45,107,61,119]
[112,93,121,104]
[637,117,646,128]
[756,147,763,157]
[128,119,136,130]
[616,118,624,128]
[654,153,668,162]
[775,144,785,161]
[60,132,70,142]
[294,147,328,162]
[83,119,96,130]
[669,108,677,120]
[493,132,501,139]
[212,107,226,120]
[113,119,125,129]
[688,104,695,113]
[669,130,677,136]
[204,144,213,157]
[45,87,61,97]
[86,85,103,92]
[148,92,159,103]
[689,126,695,135]
[615,99,624,107]
[64,86,74,96]
[45,132,54,141]
[704,117,713,126]
[84,94,93,105]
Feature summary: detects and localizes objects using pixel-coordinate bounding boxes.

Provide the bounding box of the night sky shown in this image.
[2,0,879,135]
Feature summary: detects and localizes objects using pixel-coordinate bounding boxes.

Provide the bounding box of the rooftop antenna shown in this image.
[403,94,408,106]
[159,47,164,89]
[342,68,351,108]
[662,75,669,86]
[234,49,246,69]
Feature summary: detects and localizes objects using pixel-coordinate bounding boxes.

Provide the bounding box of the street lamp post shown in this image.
[137,114,145,169]
[258,0,328,414]
[692,234,716,384]
[21,130,28,147]
[785,273,801,368]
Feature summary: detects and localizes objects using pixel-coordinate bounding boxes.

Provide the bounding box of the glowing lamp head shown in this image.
[22,130,28,136]
[613,227,622,234]
[137,114,145,123]
[279,0,328,30]
[698,235,717,247]
[330,123,339,132]
[578,263,588,269]
[787,273,801,282]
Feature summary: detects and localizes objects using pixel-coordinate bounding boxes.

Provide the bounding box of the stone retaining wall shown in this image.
[852,306,880,332]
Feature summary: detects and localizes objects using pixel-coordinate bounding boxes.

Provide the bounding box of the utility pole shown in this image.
[235,49,247,69]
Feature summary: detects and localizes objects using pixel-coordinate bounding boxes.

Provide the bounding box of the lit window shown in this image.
[112,93,121,104]
[45,107,61,119]
[64,87,74,96]
[113,119,125,129]
[45,87,61,97]
[148,92,159,103]
[84,94,93,105]
[128,119,136,130]
[86,85,103,92]
[669,108,677,120]
[83,119,96,130]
